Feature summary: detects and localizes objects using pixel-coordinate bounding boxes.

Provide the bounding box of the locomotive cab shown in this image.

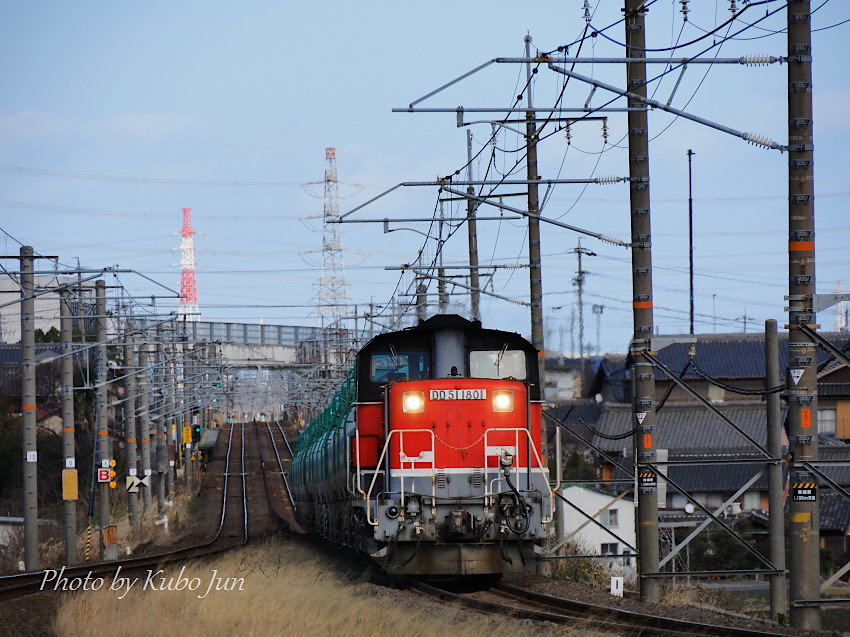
[350,315,553,575]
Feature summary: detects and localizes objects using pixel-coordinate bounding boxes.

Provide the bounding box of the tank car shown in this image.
[290,314,554,576]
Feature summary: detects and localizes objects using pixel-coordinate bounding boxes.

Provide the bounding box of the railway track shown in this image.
[409,579,798,637]
[0,422,251,602]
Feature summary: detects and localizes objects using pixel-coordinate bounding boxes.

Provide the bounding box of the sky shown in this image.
[1,1,848,354]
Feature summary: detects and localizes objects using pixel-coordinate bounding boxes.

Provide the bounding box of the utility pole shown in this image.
[437,203,448,312]
[416,280,428,322]
[786,0,820,629]
[165,335,177,498]
[524,34,545,386]
[124,331,139,530]
[95,279,117,560]
[466,129,481,321]
[20,245,38,570]
[570,241,596,359]
[624,0,660,604]
[139,343,153,512]
[765,319,787,621]
[60,290,78,564]
[687,149,695,336]
[156,325,166,510]
[183,342,193,486]
[592,304,604,356]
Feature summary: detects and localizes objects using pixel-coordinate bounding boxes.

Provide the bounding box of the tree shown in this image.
[35,327,60,343]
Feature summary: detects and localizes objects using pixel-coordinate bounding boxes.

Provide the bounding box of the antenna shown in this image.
[178,207,199,322]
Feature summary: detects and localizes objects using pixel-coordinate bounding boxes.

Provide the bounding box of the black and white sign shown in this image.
[429,389,487,400]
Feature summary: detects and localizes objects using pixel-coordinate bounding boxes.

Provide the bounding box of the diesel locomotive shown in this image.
[290,314,554,575]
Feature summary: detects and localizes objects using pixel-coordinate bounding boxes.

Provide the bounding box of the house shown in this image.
[579,401,785,513]
[560,484,636,576]
[631,331,850,441]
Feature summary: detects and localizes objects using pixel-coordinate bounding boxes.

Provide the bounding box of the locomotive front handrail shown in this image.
[365,428,437,526]
[483,427,554,524]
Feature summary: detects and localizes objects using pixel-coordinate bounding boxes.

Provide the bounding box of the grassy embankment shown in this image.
[54,539,615,637]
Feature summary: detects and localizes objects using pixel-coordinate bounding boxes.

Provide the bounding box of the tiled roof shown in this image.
[586,402,783,456]
[0,343,63,364]
[665,462,772,492]
[819,492,850,532]
[650,332,850,380]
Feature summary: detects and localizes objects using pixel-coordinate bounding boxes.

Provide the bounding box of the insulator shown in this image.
[740,55,775,66]
[595,176,623,185]
[743,133,778,149]
[730,0,738,13]
[599,234,628,248]
[565,124,572,146]
[601,120,608,145]
[679,0,689,22]
[582,0,591,22]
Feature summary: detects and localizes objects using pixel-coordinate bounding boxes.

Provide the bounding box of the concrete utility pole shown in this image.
[524,34,545,386]
[624,0,660,604]
[416,281,428,322]
[166,337,176,497]
[687,149,696,336]
[124,332,139,530]
[156,326,167,509]
[466,129,481,321]
[20,246,39,570]
[786,0,820,629]
[60,291,78,564]
[183,343,193,485]
[139,344,153,511]
[95,280,117,560]
[570,241,596,359]
[765,319,787,620]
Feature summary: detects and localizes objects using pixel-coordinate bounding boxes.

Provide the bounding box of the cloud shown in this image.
[0,110,77,139]
[103,112,199,140]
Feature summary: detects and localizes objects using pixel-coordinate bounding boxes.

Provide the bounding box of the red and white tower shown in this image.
[178,207,200,322]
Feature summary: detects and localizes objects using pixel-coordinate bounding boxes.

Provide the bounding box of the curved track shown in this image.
[410,579,796,637]
[0,422,252,602]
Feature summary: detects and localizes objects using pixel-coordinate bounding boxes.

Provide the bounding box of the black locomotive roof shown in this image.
[362,314,537,355]
[357,314,540,400]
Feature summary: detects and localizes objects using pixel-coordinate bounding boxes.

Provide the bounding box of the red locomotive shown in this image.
[290,314,554,575]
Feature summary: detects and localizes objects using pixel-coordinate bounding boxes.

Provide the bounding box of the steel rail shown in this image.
[264,421,296,511]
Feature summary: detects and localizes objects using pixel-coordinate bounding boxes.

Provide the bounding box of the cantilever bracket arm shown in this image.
[441,186,630,248]
[547,63,786,152]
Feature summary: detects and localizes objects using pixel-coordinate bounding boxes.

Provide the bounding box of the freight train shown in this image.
[290,314,554,576]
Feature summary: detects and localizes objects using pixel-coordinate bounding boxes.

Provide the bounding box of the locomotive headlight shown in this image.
[492,390,514,412]
[402,391,425,413]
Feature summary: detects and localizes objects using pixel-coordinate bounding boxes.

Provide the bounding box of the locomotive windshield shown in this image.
[469,349,527,380]
[370,350,431,382]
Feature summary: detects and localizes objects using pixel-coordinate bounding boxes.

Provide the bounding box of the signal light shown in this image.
[492,390,514,413]
[402,391,425,414]
[108,481,116,489]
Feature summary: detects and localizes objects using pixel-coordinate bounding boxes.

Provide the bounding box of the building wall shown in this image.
[560,485,636,574]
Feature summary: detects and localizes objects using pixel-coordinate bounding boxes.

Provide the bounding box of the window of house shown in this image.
[606,508,619,529]
[818,408,836,435]
[601,542,619,555]
[708,384,725,403]
[743,492,761,511]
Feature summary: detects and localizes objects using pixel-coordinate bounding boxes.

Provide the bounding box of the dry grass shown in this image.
[661,582,719,607]
[53,539,617,637]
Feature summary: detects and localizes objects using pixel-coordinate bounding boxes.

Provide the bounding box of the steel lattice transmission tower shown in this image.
[178,207,200,322]
[316,148,350,365]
